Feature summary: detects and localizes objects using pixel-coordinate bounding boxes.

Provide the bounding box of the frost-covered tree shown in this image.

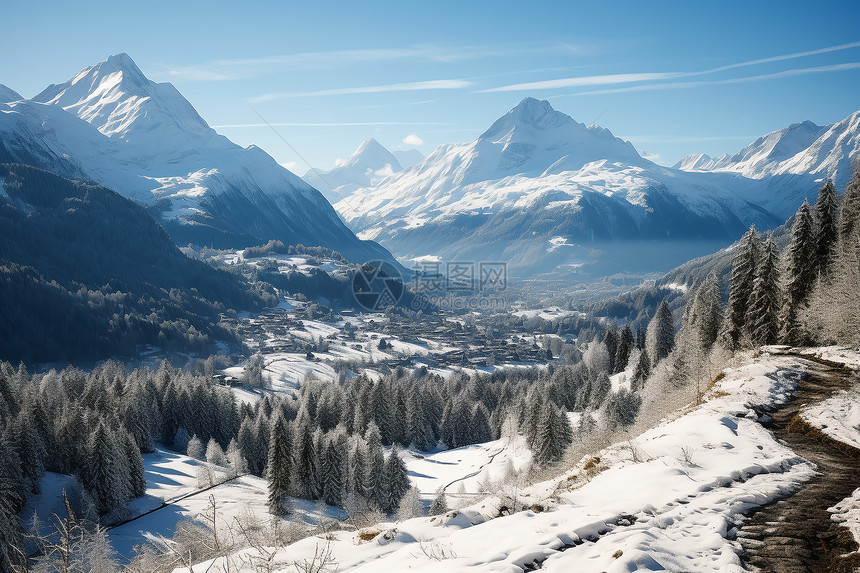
[186,435,204,460]
[267,415,292,515]
[781,201,817,345]
[397,486,425,521]
[605,388,642,429]
[723,226,760,348]
[205,438,227,468]
[226,438,248,477]
[429,488,449,516]
[749,237,781,345]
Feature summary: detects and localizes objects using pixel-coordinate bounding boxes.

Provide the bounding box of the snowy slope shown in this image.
[178,353,818,573]
[304,138,404,203]
[0,54,394,263]
[0,84,22,103]
[337,98,782,275]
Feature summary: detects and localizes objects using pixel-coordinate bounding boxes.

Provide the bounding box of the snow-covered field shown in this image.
[402,438,532,500]
[176,352,832,572]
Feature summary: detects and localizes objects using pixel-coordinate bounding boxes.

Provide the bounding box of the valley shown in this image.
[2,10,860,572]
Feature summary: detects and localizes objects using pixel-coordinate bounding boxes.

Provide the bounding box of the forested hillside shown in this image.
[0,163,274,363]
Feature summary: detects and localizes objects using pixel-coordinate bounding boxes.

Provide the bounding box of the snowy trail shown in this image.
[736,354,860,573]
[441,445,507,494]
[106,472,249,532]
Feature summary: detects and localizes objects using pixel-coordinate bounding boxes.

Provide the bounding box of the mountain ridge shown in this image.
[0,53,396,264]
[335,98,816,276]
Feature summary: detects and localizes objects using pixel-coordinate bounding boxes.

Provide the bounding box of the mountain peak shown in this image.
[103,52,146,78]
[480,97,572,141]
[32,53,212,150]
[0,84,23,103]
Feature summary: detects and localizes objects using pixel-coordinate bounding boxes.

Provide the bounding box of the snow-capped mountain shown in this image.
[303,138,405,203]
[0,84,22,103]
[675,113,860,191]
[0,54,394,263]
[337,98,787,275]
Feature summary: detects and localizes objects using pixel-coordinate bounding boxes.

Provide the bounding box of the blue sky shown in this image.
[3,0,860,171]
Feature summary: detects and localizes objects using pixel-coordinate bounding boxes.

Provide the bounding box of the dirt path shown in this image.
[736,355,860,573]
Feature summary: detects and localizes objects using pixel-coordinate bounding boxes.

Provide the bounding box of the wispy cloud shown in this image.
[211,121,453,129]
[570,62,860,96]
[482,40,860,94]
[478,72,682,92]
[703,40,860,73]
[154,42,594,82]
[250,79,473,103]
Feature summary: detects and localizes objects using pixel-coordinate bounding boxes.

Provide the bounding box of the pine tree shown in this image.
[267,415,292,515]
[322,436,346,508]
[615,325,634,373]
[364,424,386,511]
[83,423,128,515]
[603,327,619,374]
[470,404,493,444]
[534,403,573,465]
[120,428,146,499]
[781,201,817,345]
[749,237,781,345]
[724,226,760,348]
[649,300,675,363]
[632,349,651,389]
[693,273,723,351]
[381,447,410,514]
[0,432,24,571]
[839,170,860,250]
[295,422,322,500]
[814,179,839,276]
[349,440,369,499]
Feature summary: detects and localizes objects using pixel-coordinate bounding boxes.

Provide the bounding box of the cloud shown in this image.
[704,40,860,74]
[153,42,594,82]
[570,62,860,96]
[402,134,424,146]
[279,161,299,172]
[479,72,682,92]
[251,79,473,103]
[482,40,860,94]
[211,121,452,129]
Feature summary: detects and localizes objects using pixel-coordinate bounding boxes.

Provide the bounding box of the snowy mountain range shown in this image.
[0,54,394,264]
[303,138,423,203]
[335,98,859,276]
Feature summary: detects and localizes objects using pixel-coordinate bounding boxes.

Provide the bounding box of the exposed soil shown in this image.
[737,355,860,573]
